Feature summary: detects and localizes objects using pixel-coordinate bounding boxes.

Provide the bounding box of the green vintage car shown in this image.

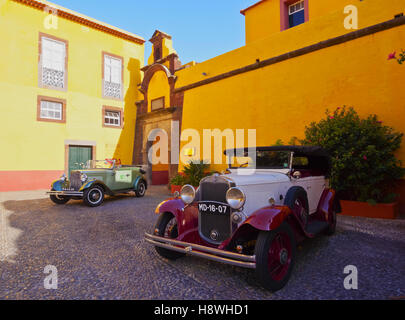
[47,159,148,207]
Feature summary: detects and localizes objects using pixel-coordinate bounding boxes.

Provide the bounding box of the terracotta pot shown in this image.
[340,200,399,219]
[170,185,182,194]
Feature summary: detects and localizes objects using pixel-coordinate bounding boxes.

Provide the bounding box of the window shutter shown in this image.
[41,37,66,88]
[103,54,122,99]
[111,58,122,84]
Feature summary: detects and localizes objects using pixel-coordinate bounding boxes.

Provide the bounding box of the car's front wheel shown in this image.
[49,190,71,205]
[255,222,296,292]
[154,212,185,260]
[83,185,105,207]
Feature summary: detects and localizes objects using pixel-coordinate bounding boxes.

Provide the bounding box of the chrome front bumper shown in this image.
[144,233,256,269]
[47,190,84,197]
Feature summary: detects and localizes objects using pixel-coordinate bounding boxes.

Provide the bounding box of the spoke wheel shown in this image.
[255,222,296,292]
[83,186,105,207]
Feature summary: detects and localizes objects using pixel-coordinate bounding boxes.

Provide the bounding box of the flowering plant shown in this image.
[388,50,405,64]
[301,107,404,203]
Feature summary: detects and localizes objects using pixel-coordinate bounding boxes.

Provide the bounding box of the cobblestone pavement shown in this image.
[0,186,404,300]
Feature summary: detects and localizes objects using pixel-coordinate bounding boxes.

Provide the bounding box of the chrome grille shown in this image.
[70,171,82,191]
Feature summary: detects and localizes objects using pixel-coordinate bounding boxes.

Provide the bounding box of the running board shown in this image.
[144,233,256,269]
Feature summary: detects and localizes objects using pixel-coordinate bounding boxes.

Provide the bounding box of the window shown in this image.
[151,97,165,111]
[105,111,120,126]
[103,53,123,100]
[102,106,123,128]
[39,34,68,90]
[288,0,305,28]
[280,0,308,31]
[37,96,66,123]
[40,100,62,120]
[154,46,162,62]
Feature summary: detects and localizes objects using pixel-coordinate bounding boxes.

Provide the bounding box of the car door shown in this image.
[305,176,327,213]
[112,167,134,190]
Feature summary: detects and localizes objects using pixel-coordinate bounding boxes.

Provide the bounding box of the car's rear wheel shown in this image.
[325,208,337,236]
[135,181,146,197]
[83,185,105,207]
[50,190,71,205]
[255,222,296,292]
[154,212,185,260]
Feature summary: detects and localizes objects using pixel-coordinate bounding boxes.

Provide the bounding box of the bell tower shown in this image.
[133,30,184,186]
[147,30,181,71]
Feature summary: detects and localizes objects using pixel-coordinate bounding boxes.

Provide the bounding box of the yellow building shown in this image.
[0,0,144,191]
[142,1,405,208]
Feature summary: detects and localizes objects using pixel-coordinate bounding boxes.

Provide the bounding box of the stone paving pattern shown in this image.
[0,186,404,300]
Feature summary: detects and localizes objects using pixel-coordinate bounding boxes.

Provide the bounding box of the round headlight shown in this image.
[180,185,195,205]
[226,187,246,210]
[80,173,88,182]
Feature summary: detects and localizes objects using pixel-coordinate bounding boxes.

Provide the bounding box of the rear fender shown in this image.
[133,176,148,190]
[313,188,339,221]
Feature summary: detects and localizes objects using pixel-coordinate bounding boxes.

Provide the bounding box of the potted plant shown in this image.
[169,174,186,194]
[169,161,212,194]
[301,106,405,219]
[182,160,211,187]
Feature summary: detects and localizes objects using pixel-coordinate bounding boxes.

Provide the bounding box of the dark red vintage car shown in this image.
[145,146,340,291]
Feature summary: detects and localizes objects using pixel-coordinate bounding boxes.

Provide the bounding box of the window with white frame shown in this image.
[104,110,121,126]
[103,54,123,99]
[41,37,66,89]
[288,0,305,28]
[40,100,63,120]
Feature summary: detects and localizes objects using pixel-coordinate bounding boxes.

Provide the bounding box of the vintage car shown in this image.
[145,146,341,291]
[47,159,148,207]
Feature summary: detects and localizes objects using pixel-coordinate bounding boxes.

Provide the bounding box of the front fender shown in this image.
[79,180,112,194]
[155,199,200,243]
[242,205,292,231]
[220,205,296,251]
[50,179,64,191]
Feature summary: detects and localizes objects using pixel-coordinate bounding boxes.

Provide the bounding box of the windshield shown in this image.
[229,151,292,169]
[86,160,115,169]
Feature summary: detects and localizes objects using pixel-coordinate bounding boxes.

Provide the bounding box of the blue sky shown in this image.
[49,0,258,64]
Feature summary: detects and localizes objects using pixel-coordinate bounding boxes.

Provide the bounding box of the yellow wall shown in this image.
[244,0,380,45]
[244,0,281,44]
[176,0,405,172]
[0,0,144,172]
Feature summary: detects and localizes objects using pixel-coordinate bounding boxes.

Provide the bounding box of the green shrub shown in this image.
[301,106,405,203]
[182,161,211,187]
[170,174,186,186]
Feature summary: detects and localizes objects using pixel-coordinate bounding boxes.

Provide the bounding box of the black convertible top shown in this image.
[224,145,330,158]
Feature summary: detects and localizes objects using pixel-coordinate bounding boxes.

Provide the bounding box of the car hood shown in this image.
[224,169,290,186]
